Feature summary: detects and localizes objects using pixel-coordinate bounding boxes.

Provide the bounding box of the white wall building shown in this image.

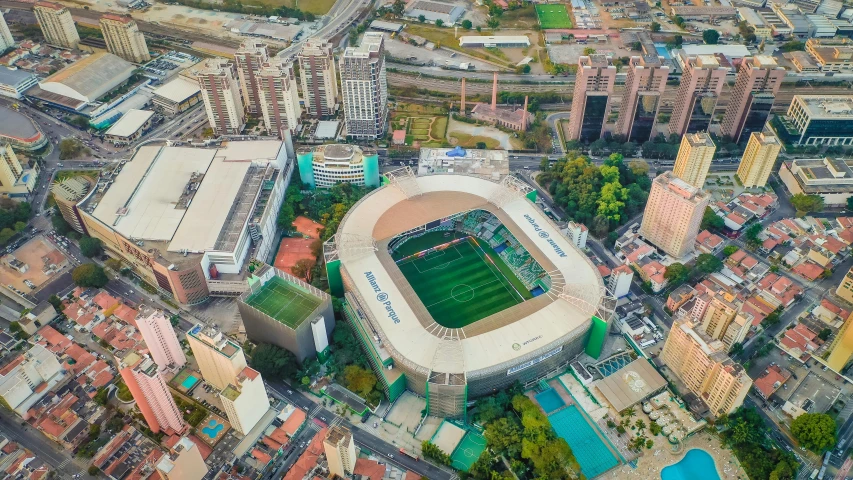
[219,366,269,435]
[298,40,338,118]
[196,58,245,136]
[563,221,588,249]
[609,264,634,298]
[0,344,64,419]
[0,12,14,51]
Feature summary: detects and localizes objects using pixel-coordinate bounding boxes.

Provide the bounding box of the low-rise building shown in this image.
[0,67,37,99]
[775,95,853,146]
[417,147,509,180]
[753,364,792,399]
[103,109,153,146]
[737,8,773,40]
[779,157,853,206]
[0,344,64,419]
[151,76,202,116]
[806,38,853,72]
[296,144,379,189]
[459,36,530,48]
[156,436,208,480]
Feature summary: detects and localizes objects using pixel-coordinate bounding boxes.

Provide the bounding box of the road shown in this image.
[276,0,371,61]
[263,380,455,480]
[0,406,93,479]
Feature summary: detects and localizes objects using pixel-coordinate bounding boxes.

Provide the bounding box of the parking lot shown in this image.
[787,371,842,414]
[0,235,69,294]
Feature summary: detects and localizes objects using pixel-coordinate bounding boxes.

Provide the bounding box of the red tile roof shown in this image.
[92,291,119,311]
[0,355,24,376]
[597,264,611,277]
[754,365,791,398]
[240,367,259,381]
[37,326,71,353]
[112,305,138,328]
[793,262,824,281]
[353,458,386,480]
[251,448,272,465]
[281,409,307,437]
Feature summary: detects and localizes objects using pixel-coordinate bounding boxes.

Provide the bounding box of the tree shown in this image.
[94,387,108,405]
[791,194,825,216]
[291,258,315,282]
[791,413,837,453]
[435,19,444,27]
[421,441,451,465]
[392,0,404,16]
[88,466,100,476]
[848,195,853,211]
[476,141,487,149]
[723,245,739,257]
[59,138,87,160]
[418,14,425,22]
[342,364,378,399]
[461,19,472,29]
[487,17,500,28]
[48,294,62,311]
[745,223,763,246]
[277,203,295,231]
[700,207,725,231]
[819,328,832,341]
[105,258,123,271]
[664,263,689,286]
[694,253,723,274]
[651,22,661,32]
[0,228,14,245]
[249,343,299,381]
[79,236,103,258]
[51,214,71,235]
[730,342,744,356]
[72,264,108,288]
[703,29,720,44]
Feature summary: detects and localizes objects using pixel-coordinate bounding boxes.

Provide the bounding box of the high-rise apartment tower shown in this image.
[33,2,79,49]
[340,32,388,140]
[737,132,781,187]
[298,40,339,118]
[672,132,716,188]
[196,58,245,136]
[0,12,14,51]
[136,307,186,371]
[99,14,150,63]
[567,55,617,142]
[615,55,669,142]
[639,172,710,258]
[720,56,785,143]
[234,40,269,117]
[668,54,727,137]
[257,60,302,137]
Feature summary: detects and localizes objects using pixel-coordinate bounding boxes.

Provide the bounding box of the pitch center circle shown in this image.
[451,284,475,302]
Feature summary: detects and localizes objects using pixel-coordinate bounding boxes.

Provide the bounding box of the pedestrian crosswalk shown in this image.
[57,459,70,469]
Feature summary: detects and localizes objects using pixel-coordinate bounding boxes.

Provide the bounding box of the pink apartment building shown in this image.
[719,55,785,143]
[639,171,711,259]
[668,53,728,137]
[566,55,616,142]
[119,352,187,435]
[614,55,669,143]
[136,307,186,371]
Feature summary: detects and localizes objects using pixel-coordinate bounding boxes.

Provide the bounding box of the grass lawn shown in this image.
[243,276,321,328]
[393,232,529,328]
[449,132,501,149]
[396,102,447,115]
[500,4,539,28]
[535,4,573,29]
[431,117,448,139]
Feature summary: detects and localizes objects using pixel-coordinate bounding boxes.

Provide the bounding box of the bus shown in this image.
[399,448,419,461]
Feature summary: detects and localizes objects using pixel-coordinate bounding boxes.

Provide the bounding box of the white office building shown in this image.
[340,33,388,140]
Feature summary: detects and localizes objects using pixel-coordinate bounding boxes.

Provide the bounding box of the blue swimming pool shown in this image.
[181,374,199,390]
[202,419,224,439]
[661,449,721,480]
[549,405,619,478]
[535,388,565,413]
[655,44,673,60]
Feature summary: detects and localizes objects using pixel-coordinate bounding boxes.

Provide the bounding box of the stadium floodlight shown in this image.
[385,166,422,198]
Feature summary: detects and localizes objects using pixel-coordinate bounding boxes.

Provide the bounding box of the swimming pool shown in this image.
[549,405,619,479]
[181,374,199,390]
[661,449,721,480]
[655,44,673,60]
[535,388,566,414]
[202,419,224,439]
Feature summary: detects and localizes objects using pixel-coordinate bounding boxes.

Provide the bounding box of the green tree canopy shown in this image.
[791,413,837,453]
[341,364,378,399]
[79,236,103,258]
[723,245,739,257]
[694,253,723,274]
[703,29,720,44]
[651,22,661,32]
[664,263,689,286]
[72,264,108,288]
[700,207,725,231]
[59,138,87,160]
[461,19,472,29]
[249,343,299,381]
[790,193,825,216]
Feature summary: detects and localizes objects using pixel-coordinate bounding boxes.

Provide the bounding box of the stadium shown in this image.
[325,169,613,417]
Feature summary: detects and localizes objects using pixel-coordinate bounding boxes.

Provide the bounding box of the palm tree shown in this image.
[622,407,636,418]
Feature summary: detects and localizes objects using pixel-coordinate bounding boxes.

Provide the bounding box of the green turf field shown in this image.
[535,4,573,29]
[394,233,531,328]
[243,276,321,328]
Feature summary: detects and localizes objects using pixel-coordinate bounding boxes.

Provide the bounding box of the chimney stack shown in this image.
[461,77,466,113]
[491,72,498,110]
[523,95,529,129]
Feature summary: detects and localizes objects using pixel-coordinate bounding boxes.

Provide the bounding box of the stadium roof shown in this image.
[104,109,153,138]
[337,174,604,374]
[90,141,285,253]
[594,358,668,412]
[152,76,201,103]
[0,106,42,141]
[39,52,135,103]
[0,66,35,86]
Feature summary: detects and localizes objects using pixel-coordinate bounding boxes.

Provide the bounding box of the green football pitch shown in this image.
[243,276,321,328]
[535,4,573,29]
[394,233,532,328]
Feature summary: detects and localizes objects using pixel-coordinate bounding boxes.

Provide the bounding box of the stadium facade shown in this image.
[324,169,614,417]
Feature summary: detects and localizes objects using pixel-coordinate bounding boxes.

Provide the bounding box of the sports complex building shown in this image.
[324,169,614,417]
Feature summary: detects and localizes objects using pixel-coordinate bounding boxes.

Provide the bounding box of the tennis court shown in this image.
[243,276,322,328]
[536,4,573,29]
[450,431,487,471]
[548,405,619,478]
[395,235,526,328]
